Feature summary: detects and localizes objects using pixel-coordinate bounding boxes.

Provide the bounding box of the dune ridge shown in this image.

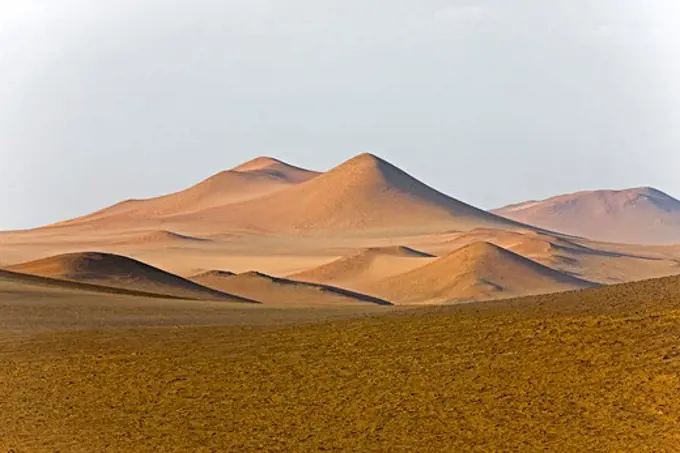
[0,268,198,300]
[191,270,392,306]
[54,157,319,227]
[231,156,320,183]
[7,252,257,302]
[115,230,209,245]
[176,153,536,234]
[289,245,436,287]
[364,241,597,304]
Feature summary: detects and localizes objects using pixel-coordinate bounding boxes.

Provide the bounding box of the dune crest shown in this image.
[116,230,208,245]
[172,153,534,234]
[289,245,436,288]
[7,252,256,302]
[231,156,319,183]
[361,246,435,258]
[53,157,319,227]
[191,269,392,306]
[0,268,199,300]
[364,241,597,304]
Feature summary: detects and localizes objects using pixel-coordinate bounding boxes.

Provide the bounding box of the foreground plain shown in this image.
[2,275,680,452]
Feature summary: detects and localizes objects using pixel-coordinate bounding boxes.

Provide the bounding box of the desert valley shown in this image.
[2,153,680,451]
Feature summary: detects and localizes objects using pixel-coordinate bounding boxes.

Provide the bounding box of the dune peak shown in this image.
[231,156,287,172]
[363,241,595,304]
[360,246,434,258]
[191,270,236,279]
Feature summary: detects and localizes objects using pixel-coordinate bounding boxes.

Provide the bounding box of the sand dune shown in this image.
[19,153,538,236]
[422,228,680,285]
[168,153,536,234]
[7,252,256,302]
[289,245,436,288]
[55,157,319,227]
[4,155,680,305]
[364,242,597,304]
[192,270,392,306]
[0,268,197,300]
[494,187,680,245]
[433,229,591,262]
[115,230,209,245]
[231,156,319,183]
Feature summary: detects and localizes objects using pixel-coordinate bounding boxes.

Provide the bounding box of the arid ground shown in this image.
[2,154,680,451]
[2,275,680,452]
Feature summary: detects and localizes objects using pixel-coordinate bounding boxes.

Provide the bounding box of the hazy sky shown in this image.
[1,0,679,230]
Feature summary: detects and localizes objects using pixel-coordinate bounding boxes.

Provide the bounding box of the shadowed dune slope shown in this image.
[172,153,538,234]
[191,270,392,306]
[365,242,597,304]
[7,252,257,302]
[0,269,195,300]
[493,187,680,245]
[362,246,435,258]
[55,157,319,226]
[289,245,436,287]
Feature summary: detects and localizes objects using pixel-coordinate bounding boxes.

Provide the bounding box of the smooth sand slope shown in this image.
[7,252,256,302]
[423,228,680,285]
[364,241,597,304]
[192,270,392,306]
[56,157,319,227]
[290,246,436,288]
[185,153,536,234]
[494,187,680,244]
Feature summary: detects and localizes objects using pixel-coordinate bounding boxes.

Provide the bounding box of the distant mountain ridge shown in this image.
[493,187,680,245]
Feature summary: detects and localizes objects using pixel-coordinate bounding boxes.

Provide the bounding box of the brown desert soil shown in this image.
[1,274,680,452]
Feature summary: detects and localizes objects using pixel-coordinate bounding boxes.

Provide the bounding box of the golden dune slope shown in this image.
[364,241,597,304]
[289,245,436,288]
[166,153,539,234]
[56,157,319,227]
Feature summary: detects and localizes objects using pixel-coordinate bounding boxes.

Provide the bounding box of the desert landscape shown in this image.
[2,153,680,451]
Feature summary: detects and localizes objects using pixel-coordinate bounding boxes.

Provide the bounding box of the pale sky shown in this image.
[1,0,679,230]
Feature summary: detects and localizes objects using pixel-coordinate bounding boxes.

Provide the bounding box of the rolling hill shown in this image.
[493,187,680,244]
[363,241,597,304]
